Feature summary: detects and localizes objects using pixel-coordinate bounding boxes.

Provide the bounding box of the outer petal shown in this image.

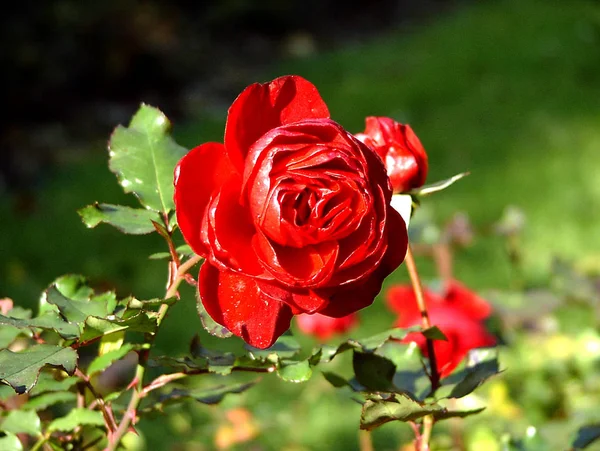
[174,142,238,256]
[199,263,293,349]
[318,264,387,318]
[225,75,330,170]
[200,177,264,276]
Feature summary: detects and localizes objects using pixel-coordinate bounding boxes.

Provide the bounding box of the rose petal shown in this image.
[174,142,238,256]
[443,279,492,320]
[198,263,293,349]
[225,75,330,170]
[252,232,339,288]
[398,304,496,377]
[259,283,330,314]
[318,264,389,318]
[201,177,264,275]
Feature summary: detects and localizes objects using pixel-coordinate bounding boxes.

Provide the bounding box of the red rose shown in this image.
[386,279,495,377]
[296,312,358,341]
[174,76,408,349]
[355,117,428,193]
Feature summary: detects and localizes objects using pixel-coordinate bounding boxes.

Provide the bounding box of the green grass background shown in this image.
[2,0,600,449]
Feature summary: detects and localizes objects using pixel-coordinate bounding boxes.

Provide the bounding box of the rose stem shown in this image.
[106,219,201,451]
[359,430,374,451]
[404,244,440,451]
[404,244,441,390]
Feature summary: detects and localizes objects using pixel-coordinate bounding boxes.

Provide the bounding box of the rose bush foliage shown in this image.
[356,117,428,193]
[387,279,496,377]
[174,76,408,349]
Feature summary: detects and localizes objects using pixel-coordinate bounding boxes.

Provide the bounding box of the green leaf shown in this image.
[0,410,41,436]
[410,172,469,197]
[0,345,78,394]
[108,104,187,214]
[53,275,94,301]
[126,297,177,310]
[47,408,104,432]
[46,286,107,325]
[91,292,118,318]
[28,373,78,396]
[277,360,312,383]
[158,381,256,407]
[24,391,77,411]
[353,352,395,391]
[0,307,32,348]
[245,333,301,360]
[80,311,158,343]
[322,371,350,388]
[87,344,135,376]
[78,202,160,234]
[148,252,171,260]
[0,433,23,451]
[312,328,418,365]
[422,326,448,341]
[0,312,80,340]
[433,407,486,420]
[438,348,500,399]
[377,341,431,400]
[572,424,600,449]
[360,395,444,430]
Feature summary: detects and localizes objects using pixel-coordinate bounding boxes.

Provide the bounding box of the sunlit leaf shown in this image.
[0,345,77,394]
[153,382,257,409]
[108,104,187,214]
[126,297,177,310]
[245,333,301,360]
[46,286,106,325]
[0,433,23,451]
[23,391,77,411]
[80,311,158,343]
[28,373,78,396]
[360,395,444,430]
[87,343,135,376]
[410,172,469,197]
[0,410,41,436]
[78,203,160,235]
[0,313,79,341]
[47,408,104,432]
[433,407,486,420]
[0,307,32,348]
[277,360,312,383]
[53,275,94,301]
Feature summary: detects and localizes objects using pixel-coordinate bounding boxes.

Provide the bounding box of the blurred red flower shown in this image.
[296,312,358,340]
[386,279,496,377]
[356,117,428,193]
[174,76,407,349]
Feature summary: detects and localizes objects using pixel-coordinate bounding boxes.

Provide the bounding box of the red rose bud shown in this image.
[174,76,408,349]
[386,280,496,378]
[296,312,358,341]
[355,117,428,193]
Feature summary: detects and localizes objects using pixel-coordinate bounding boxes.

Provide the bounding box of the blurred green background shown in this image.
[2,0,600,449]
